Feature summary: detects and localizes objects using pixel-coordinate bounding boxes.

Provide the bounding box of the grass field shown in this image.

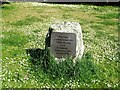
[1,2,119,88]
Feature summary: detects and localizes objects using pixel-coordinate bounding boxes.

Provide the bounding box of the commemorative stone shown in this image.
[45,22,84,62]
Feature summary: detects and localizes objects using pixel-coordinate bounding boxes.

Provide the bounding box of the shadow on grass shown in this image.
[26,48,50,71]
[26,48,99,82]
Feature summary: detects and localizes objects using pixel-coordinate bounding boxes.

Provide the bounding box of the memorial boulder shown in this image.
[45,22,84,62]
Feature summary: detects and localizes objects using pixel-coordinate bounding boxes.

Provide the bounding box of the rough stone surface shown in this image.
[45,22,84,62]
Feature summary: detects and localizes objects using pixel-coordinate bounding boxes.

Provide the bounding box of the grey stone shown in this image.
[45,22,84,62]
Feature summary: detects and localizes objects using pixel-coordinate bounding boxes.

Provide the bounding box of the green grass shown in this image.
[99,20,118,25]
[1,2,119,88]
[2,31,29,46]
[96,13,118,19]
[12,16,41,26]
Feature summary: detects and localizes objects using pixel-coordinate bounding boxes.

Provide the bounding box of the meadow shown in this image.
[1,2,119,88]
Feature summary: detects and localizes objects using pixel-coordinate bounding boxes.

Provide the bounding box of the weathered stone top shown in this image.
[50,22,81,34]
